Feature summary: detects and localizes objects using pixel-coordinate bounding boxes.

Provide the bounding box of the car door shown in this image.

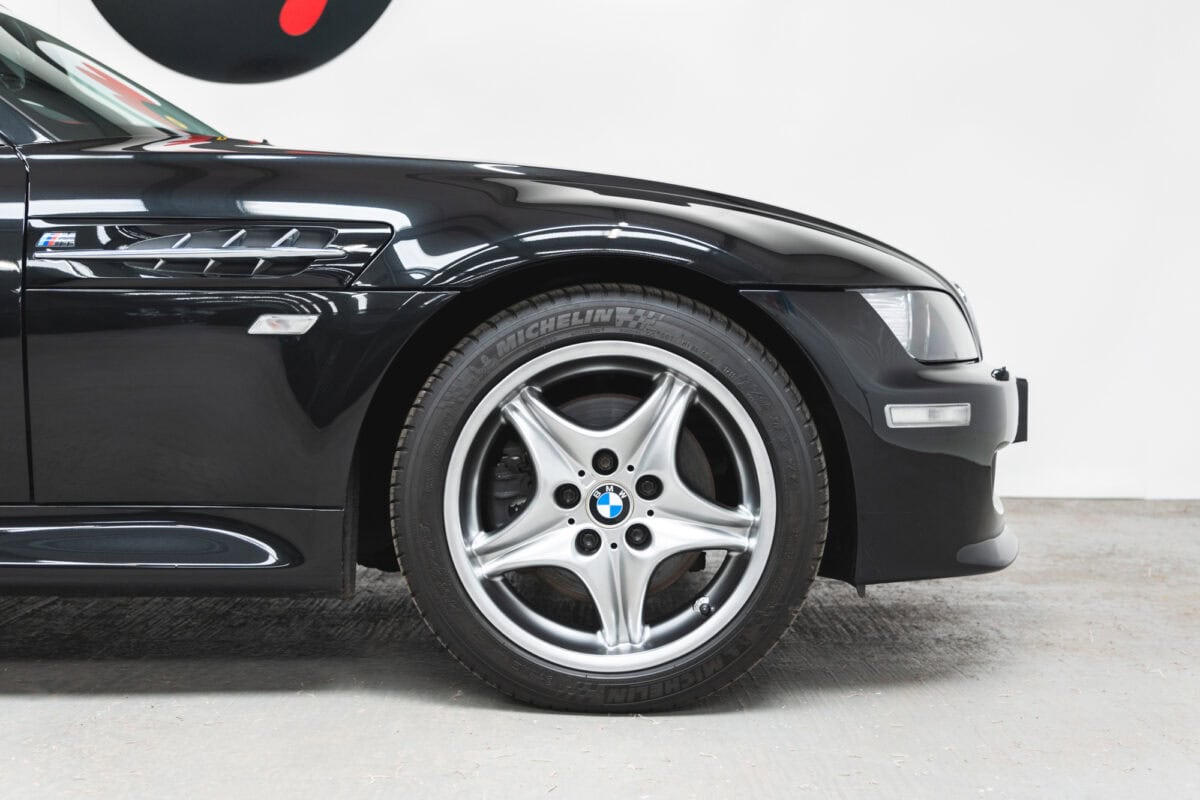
[0,142,28,502]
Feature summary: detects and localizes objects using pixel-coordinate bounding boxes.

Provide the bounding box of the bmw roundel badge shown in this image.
[589,483,631,526]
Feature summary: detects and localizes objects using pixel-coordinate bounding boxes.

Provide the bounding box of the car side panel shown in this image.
[24,289,450,506]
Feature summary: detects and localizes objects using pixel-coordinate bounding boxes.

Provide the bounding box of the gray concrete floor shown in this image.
[0,499,1196,797]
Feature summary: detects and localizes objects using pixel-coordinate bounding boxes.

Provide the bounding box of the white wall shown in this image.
[7,1,1199,498]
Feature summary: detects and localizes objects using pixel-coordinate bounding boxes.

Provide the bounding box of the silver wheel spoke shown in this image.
[474,526,575,578]
[655,483,757,548]
[579,549,658,648]
[503,373,696,478]
[471,496,568,577]
[619,373,697,473]
[501,387,593,481]
[646,511,753,557]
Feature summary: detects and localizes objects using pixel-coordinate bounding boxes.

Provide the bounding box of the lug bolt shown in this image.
[554,484,581,508]
[592,449,618,475]
[625,524,651,550]
[576,529,602,555]
[635,475,663,500]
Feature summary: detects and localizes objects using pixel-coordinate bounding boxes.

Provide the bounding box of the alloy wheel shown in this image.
[443,340,776,672]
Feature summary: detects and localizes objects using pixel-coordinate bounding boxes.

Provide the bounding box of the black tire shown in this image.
[391,285,828,711]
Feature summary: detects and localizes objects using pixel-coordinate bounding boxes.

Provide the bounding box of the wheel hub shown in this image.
[588,482,631,526]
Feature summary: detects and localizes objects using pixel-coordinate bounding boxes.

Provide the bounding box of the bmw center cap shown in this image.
[589,484,631,526]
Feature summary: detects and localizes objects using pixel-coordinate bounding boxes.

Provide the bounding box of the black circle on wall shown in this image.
[92,0,392,83]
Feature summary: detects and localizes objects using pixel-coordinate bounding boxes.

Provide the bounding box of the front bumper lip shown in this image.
[956,526,1019,569]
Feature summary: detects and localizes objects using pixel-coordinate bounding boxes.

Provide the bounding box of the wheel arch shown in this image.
[351,255,858,584]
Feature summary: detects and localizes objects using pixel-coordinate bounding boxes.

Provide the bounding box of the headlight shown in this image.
[856,289,980,363]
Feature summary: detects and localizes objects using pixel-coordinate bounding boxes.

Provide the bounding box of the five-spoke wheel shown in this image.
[447,342,773,670]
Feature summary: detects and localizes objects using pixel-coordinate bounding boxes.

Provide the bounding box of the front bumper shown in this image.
[957,525,1019,570]
[744,289,1027,585]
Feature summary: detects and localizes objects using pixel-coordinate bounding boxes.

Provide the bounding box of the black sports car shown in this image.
[0,12,1026,710]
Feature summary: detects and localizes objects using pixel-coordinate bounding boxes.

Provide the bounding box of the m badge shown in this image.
[36,231,76,248]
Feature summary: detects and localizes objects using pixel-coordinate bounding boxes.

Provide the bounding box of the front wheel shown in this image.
[392,286,827,711]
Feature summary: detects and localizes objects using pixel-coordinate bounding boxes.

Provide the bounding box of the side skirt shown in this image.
[0,505,345,596]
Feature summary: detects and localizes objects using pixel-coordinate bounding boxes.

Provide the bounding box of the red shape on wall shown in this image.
[279,0,328,36]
